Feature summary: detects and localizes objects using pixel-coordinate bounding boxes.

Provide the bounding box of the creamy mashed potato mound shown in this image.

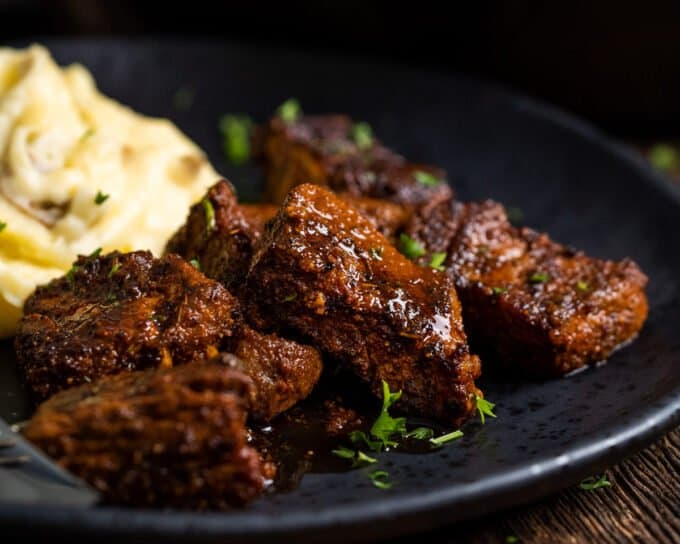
[0,45,220,337]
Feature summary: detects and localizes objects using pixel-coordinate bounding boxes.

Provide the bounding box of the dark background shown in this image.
[2,0,680,138]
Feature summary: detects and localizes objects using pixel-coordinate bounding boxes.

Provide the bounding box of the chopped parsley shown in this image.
[66,264,81,288]
[277,98,301,123]
[430,429,464,446]
[492,286,507,295]
[370,380,408,449]
[332,447,377,467]
[577,280,589,292]
[369,470,392,489]
[351,122,373,150]
[108,261,121,277]
[219,114,253,165]
[0,221,7,233]
[506,536,519,544]
[202,198,216,234]
[370,247,384,260]
[173,86,195,111]
[404,427,434,440]
[88,247,102,259]
[189,259,201,271]
[283,293,297,302]
[475,395,496,424]
[648,143,678,172]
[399,233,425,260]
[331,446,355,460]
[414,170,443,187]
[579,474,611,491]
[429,252,447,271]
[529,272,549,284]
[94,191,109,205]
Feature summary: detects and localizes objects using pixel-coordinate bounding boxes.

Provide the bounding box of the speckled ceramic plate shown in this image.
[1,39,679,543]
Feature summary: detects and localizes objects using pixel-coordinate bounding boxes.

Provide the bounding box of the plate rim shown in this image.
[1,37,679,543]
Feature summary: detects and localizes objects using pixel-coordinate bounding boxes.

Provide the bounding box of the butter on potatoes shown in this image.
[0,45,220,337]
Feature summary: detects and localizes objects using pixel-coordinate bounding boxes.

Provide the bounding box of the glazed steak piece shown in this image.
[245,184,481,426]
[16,250,239,400]
[253,114,452,206]
[230,326,323,421]
[406,199,649,376]
[166,179,259,290]
[23,361,271,509]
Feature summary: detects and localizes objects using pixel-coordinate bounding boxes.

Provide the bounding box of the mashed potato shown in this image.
[0,45,220,337]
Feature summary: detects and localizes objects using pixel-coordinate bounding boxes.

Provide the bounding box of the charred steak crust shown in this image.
[15,250,239,400]
[23,362,270,509]
[245,184,481,426]
[406,199,649,376]
[253,114,452,206]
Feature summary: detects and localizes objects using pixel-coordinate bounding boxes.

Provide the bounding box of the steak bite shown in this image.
[23,361,271,510]
[16,250,239,400]
[405,199,649,376]
[253,114,452,206]
[245,184,481,426]
[338,193,411,242]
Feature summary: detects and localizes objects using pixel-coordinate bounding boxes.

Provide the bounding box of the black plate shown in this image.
[2,39,679,543]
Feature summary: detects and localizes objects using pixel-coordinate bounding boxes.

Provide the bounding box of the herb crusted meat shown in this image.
[23,361,272,509]
[405,199,649,376]
[245,184,481,426]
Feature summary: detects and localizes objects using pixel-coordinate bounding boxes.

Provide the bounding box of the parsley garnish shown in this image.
[173,87,194,111]
[283,293,297,302]
[579,474,611,491]
[506,536,519,543]
[351,122,373,150]
[202,198,216,234]
[66,265,81,288]
[429,252,447,271]
[430,429,464,446]
[108,262,121,277]
[332,447,377,467]
[492,286,507,295]
[404,427,434,440]
[370,247,383,260]
[529,272,549,284]
[577,280,589,292]
[331,446,355,460]
[277,98,301,123]
[649,143,678,172]
[89,247,102,259]
[0,221,7,233]
[369,470,392,489]
[370,380,407,449]
[219,114,253,165]
[414,170,443,187]
[399,233,425,260]
[475,395,496,424]
[94,191,109,205]
[189,259,201,271]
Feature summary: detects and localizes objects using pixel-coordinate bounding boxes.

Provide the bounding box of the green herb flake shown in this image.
[173,87,195,111]
[189,259,201,271]
[579,474,612,491]
[577,280,589,292]
[94,190,110,205]
[331,446,355,460]
[277,98,301,123]
[351,122,374,150]
[529,272,549,284]
[430,429,464,446]
[219,114,253,165]
[88,247,102,259]
[370,380,407,450]
[414,170,443,187]
[429,252,447,271]
[0,221,7,233]
[283,293,297,302]
[202,198,216,234]
[349,430,383,452]
[506,536,519,544]
[399,233,426,260]
[404,427,434,440]
[108,261,121,278]
[475,395,497,424]
[354,451,378,467]
[369,470,392,489]
[66,264,81,288]
[492,286,507,295]
[648,143,678,172]
[370,247,384,260]
[506,207,524,224]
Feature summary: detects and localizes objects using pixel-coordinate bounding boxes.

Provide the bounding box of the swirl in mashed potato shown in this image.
[0,45,219,337]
